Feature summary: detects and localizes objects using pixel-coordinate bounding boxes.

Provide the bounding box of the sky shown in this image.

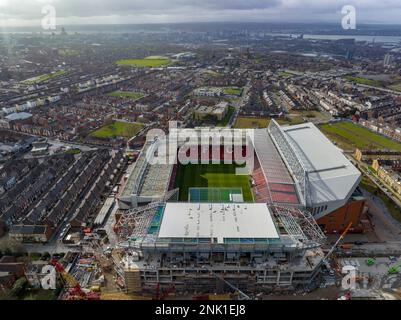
[0,0,401,27]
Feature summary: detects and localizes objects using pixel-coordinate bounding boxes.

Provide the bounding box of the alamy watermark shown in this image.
[341,264,401,291]
[341,5,356,30]
[38,0,57,31]
[40,265,57,290]
[341,265,357,290]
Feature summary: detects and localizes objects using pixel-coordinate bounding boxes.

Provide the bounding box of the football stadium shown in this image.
[116,120,361,294]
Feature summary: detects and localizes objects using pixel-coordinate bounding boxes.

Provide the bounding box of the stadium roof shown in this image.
[279,122,361,205]
[158,203,279,243]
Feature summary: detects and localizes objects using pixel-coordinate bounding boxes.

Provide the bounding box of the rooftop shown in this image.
[5,112,32,121]
[274,121,361,207]
[158,202,279,244]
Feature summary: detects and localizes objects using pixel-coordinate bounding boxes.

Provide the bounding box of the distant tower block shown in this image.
[383,54,394,68]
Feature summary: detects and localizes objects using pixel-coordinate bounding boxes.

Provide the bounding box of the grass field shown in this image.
[388,83,401,92]
[279,71,293,78]
[223,87,243,96]
[189,188,243,203]
[344,76,383,87]
[107,91,144,99]
[319,121,401,151]
[90,121,144,139]
[65,148,81,155]
[116,56,170,68]
[234,117,270,129]
[234,111,329,129]
[145,55,168,59]
[278,110,331,126]
[174,164,253,202]
[22,70,66,84]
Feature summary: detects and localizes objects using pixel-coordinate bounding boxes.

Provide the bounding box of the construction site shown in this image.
[102,121,365,298]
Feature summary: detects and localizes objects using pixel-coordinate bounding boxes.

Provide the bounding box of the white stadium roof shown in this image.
[158,203,279,243]
[279,122,361,206]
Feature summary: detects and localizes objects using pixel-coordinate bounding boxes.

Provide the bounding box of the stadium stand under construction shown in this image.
[115,120,361,294]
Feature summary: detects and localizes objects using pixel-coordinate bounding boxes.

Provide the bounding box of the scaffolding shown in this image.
[121,142,153,198]
[115,202,163,241]
[164,188,180,202]
[271,206,326,248]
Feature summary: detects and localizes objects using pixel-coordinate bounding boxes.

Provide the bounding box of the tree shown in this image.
[9,277,28,298]
[41,252,51,261]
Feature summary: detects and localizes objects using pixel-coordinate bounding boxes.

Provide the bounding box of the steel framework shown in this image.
[115,202,162,241]
[271,206,326,248]
[268,120,312,207]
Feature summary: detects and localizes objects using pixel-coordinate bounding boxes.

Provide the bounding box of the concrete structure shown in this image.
[119,203,326,294]
[193,102,228,121]
[383,53,395,68]
[158,203,279,242]
[118,139,175,209]
[193,87,222,97]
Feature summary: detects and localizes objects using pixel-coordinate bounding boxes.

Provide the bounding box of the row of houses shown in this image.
[0,155,75,226]
[359,119,401,143]
[8,150,114,243]
[0,158,38,196]
[69,150,124,228]
[372,159,401,197]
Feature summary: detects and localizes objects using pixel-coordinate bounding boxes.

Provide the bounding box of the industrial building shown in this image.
[116,120,362,294]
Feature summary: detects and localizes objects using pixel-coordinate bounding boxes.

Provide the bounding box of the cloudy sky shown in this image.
[0,0,400,27]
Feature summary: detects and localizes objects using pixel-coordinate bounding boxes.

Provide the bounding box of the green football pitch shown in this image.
[189,188,243,203]
[174,164,253,202]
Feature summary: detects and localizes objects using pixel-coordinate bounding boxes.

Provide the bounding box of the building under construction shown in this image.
[115,121,361,295]
[119,203,326,295]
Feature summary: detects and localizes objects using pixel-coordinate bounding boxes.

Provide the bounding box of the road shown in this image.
[357,83,401,96]
[104,203,119,247]
[358,162,401,210]
[47,139,98,152]
[21,242,76,254]
[228,82,251,128]
[3,128,104,151]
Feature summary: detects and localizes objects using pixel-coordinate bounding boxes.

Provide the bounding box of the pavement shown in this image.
[104,203,119,247]
[228,83,251,128]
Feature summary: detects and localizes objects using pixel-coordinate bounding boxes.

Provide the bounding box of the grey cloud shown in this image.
[0,0,401,25]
